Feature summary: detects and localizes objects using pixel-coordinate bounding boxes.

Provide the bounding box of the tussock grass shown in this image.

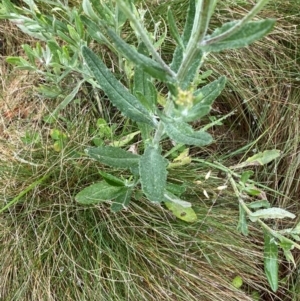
[1,0,300,300]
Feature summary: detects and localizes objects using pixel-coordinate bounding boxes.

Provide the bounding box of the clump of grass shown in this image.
[1,0,300,300]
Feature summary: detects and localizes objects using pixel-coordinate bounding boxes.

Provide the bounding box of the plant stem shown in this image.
[152,98,174,146]
[193,158,300,250]
[201,0,271,47]
[228,175,300,251]
[115,0,176,79]
[176,0,212,82]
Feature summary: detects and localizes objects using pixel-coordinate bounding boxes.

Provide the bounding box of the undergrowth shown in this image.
[1,0,300,300]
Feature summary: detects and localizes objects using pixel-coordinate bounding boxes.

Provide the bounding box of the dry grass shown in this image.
[1,0,300,300]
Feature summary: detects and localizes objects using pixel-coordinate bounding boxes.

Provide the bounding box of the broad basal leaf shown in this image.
[249,208,296,222]
[203,19,275,53]
[162,117,213,146]
[164,201,197,223]
[86,146,140,171]
[75,181,125,205]
[139,146,168,203]
[82,46,155,126]
[264,231,278,292]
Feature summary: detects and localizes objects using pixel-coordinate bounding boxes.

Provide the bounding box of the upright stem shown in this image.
[152,98,174,146]
[176,0,212,82]
[115,0,176,79]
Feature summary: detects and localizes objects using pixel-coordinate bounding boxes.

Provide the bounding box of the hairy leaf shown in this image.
[106,29,172,82]
[82,46,155,126]
[75,181,125,204]
[139,146,168,203]
[203,19,275,52]
[162,117,213,146]
[86,146,140,171]
[264,232,278,292]
[237,204,248,236]
[167,7,184,49]
[279,237,296,267]
[181,76,226,122]
[111,188,132,212]
[170,0,195,72]
[99,171,125,186]
[246,149,281,165]
[249,208,296,222]
[247,200,270,209]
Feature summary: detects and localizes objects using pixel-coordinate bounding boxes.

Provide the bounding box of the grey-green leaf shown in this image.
[99,171,125,186]
[167,7,184,49]
[111,188,132,212]
[139,146,168,203]
[246,149,281,166]
[75,181,125,205]
[162,117,213,146]
[249,208,296,222]
[82,46,155,126]
[106,29,172,83]
[133,43,157,111]
[170,0,196,72]
[86,146,140,171]
[203,19,275,53]
[264,231,278,292]
[182,76,226,122]
[237,204,248,236]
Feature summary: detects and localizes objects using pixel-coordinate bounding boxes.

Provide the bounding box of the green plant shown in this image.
[1,0,300,292]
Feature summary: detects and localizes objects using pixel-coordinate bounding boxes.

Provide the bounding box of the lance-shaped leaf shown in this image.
[111,188,132,212]
[106,29,173,83]
[161,116,213,146]
[82,46,155,126]
[246,149,281,166]
[80,15,110,45]
[279,237,296,268]
[164,201,197,223]
[202,19,275,53]
[237,204,248,236]
[167,7,184,49]
[249,208,296,222]
[170,0,196,72]
[133,43,157,112]
[75,181,125,205]
[139,146,168,203]
[99,171,125,186]
[264,231,278,292]
[86,146,140,171]
[181,76,226,122]
[231,149,281,169]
